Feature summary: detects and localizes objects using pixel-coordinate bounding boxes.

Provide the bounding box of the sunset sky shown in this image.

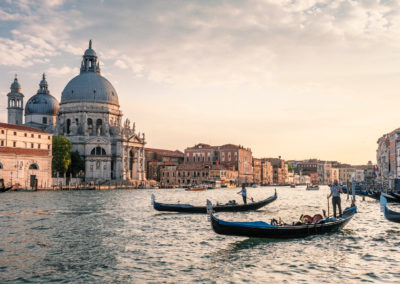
[1,0,400,164]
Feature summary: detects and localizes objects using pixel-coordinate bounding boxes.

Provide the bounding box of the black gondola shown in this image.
[380,192,400,203]
[0,186,12,193]
[0,179,12,193]
[390,192,400,200]
[206,200,357,238]
[380,195,400,223]
[151,190,277,213]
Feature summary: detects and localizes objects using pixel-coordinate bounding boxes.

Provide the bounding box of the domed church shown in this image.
[56,40,146,182]
[6,40,147,183]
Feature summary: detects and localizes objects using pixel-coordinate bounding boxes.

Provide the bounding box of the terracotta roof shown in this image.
[145,148,184,158]
[0,147,50,156]
[0,122,49,134]
[186,143,216,150]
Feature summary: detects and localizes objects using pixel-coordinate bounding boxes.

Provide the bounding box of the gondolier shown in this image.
[328,180,343,218]
[238,184,247,204]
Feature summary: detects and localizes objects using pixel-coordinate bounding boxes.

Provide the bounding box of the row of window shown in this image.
[0,129,50,140]
[0,140,50,149]
[163,171,209,178]
[0,162,39,170]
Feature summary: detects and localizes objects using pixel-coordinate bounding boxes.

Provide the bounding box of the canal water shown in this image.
[0,186,399,283]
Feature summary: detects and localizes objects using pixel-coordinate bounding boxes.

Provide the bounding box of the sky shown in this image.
[1,0,400,165]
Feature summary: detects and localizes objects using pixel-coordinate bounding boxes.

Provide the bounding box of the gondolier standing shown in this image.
[238,184,247,204]
[328,180,343,218]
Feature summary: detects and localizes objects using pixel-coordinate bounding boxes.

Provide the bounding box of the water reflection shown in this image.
[0,186,399,283]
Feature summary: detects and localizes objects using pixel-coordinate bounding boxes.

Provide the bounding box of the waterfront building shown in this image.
[56,41,146,182]
[295,160,319,184]
[0,122,52,188]
[145,148,184,182]
[159,163,237,188]
[5,41,147,183]
[252,158,261,185]
[377,133,391,184]
[184,143,253,184]
[260,159,273,185]
[263,157,288,184]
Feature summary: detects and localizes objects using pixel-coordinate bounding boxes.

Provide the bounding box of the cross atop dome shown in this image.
[81,39,100,74]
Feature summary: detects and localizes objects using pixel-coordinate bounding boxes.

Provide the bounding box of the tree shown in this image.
[287,162,293,172]
[68,150,85,177]
[52,136,72,175]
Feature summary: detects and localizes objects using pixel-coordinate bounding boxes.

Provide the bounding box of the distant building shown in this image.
[260,159,273,185]
[263,157,288,184]
[252,158,261,185]
[184,143,253,184]
[0,123,52,189]
[145,148,184,181]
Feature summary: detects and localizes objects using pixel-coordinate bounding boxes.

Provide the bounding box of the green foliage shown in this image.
[52,136,72,175]
[287,162,293,172]
[68,151,85,176]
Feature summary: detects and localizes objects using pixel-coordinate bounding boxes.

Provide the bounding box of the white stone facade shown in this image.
[56,41,146,183]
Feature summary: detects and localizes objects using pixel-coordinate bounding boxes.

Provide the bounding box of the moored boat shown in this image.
[206,201,357,239]
[381,192,400,203]
[380,195,400,223]
[290,184,296,188]
[0,186,12,193]
[306,185,319,191]
[185,185,207,191]
[152,190,277,213]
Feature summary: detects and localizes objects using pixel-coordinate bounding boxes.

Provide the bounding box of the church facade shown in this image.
[5,41,146,183]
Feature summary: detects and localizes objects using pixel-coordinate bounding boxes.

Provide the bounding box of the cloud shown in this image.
[47,66,79,77]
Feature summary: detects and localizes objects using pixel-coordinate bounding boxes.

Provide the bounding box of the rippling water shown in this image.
[0,186,399,283]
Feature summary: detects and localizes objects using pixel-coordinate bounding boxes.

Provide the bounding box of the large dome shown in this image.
[61,72,119,106]
[25,74,60,115]
[60,40,119,106]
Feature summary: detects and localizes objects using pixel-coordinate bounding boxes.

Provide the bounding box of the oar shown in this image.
[327,195,330,217]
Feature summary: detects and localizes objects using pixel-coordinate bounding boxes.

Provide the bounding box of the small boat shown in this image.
[78,187,96,190]
[251,184,258,188]
[152,190,277,213]
[0,186,13,193]
[306,185,319,191]
[380,195,400,223]
[0,179,12,193]
[290,184,296,188]
[207,201,357,239]
[185,185,207,191]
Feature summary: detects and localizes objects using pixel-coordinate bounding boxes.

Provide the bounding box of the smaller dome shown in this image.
[25,74,60,115]
[25,94,60,115]
[10,76,21,92]
[84,39,97,57]
[84,48,97,57]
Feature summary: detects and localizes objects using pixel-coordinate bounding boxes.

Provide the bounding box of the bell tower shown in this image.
[7,75,24,125]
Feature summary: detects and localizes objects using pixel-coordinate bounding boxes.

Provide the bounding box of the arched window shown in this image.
[96,119,102,135]
[0,162,3,169]
[66,119,71,134]
[42,117,47,124]
[88,118,93,135]
[29,163,39,170]
[90,146,106,155]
